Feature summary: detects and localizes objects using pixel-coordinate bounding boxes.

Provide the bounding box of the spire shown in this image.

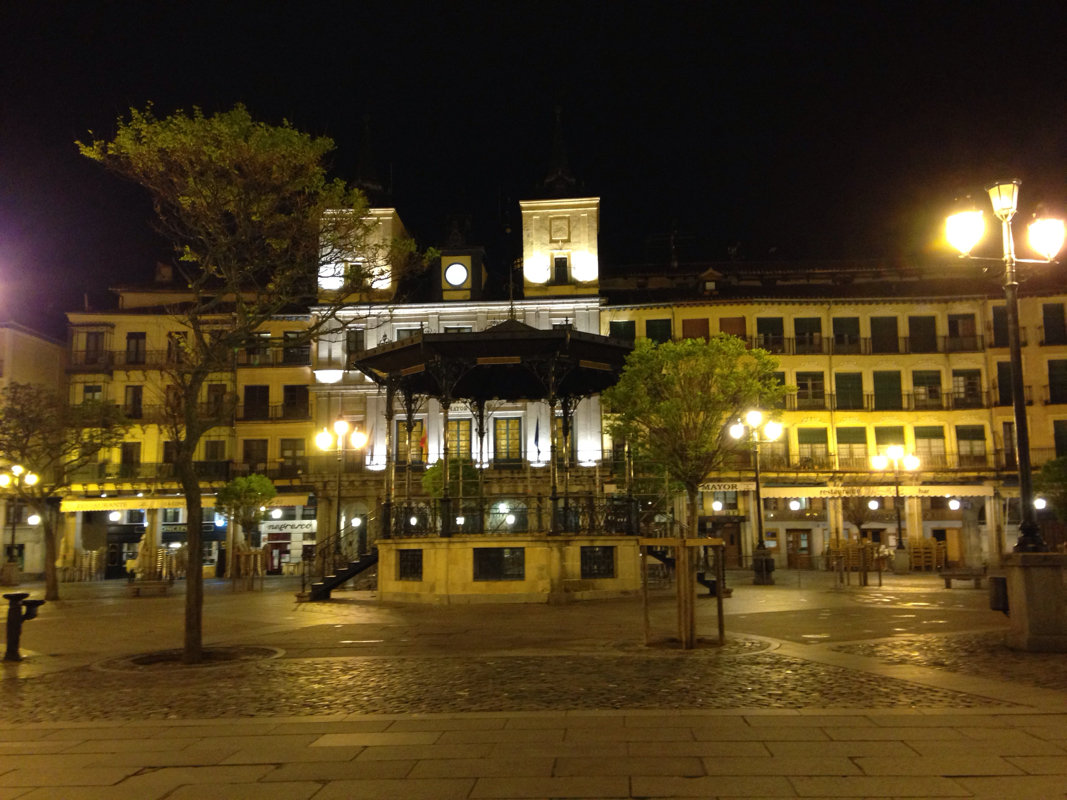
[541,105,578,196]
[354,115,387,206]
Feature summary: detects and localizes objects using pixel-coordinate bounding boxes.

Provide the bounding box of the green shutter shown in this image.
[797,428,828,445]
[914,426,944,440]
[955,425,985,441]
[836,427,867,445]
[874,426,905,446]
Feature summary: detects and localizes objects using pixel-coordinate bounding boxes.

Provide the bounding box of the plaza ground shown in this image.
[0,570,1065,798]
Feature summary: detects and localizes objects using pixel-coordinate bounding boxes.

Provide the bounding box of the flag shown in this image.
[534,418,540,457]
[419,427,427,456]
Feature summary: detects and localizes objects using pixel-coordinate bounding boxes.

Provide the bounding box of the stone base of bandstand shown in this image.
[1003,552,1067,652]
[0,561,19,587]
[892,549,910,574]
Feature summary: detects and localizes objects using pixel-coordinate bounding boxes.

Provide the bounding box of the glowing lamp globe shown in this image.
[729,422,745,439]
[271,508,282,519]
[946,211,985,254]
[315,429,334,450]
[0,475,10,488]
[505,514,516,525]
[1035,497,1048,510]
[353,518,362,527]
[789,500,801,511]
[1029,217,1066,261]
[27,515,40,526]
[871,455,889,471]
[10,466,23,476]
[948,499,961,511]
[763,421,783,440]
[711,500,723,512]
[24,473,38,486]
[886,445,905,461]
[903,454,921,471]
[745,410,763,427]
[987,180,1020,221]
[455,516,465,525]
[409,516,418,526]
[350,430,368,449]
[333,417,350,436]
[868,500,880,510]
[108,511,122,522]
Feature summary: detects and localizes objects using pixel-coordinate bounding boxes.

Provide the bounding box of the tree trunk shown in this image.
[179,458,204,663]
[35,501,59,602]
[678,487,699,649]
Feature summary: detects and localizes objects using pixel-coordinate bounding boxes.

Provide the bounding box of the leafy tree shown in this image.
[215,474,277,547]
[0,383,129,600]
[602,336,786,648]
[421,458,479,499]
[79,105,430,661]
[1034,457,1067,522]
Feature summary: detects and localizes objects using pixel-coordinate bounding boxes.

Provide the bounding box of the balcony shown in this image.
[827,392,872,411]
[237,402,311,422]
[764,508,828,522]
[112,350,170,370]
[902,336,984,354]
[67,350,113,373]
[237,347,312,367]
[990,383,1033,407]
[69,461,233,483]
[1044,385,1067,405]
[788,393,829,411]
[986,326,1027,348]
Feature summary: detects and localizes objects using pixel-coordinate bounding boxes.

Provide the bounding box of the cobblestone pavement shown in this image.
[835,630,1067,693]
[0,650,1011,723]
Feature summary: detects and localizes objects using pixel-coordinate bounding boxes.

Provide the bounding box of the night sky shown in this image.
[2,2,1067,336]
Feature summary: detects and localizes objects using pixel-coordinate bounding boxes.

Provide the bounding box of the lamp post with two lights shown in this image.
[316,418,368,564]
[729,410,783,585]
[0,466,40,586]
[871,446,920,570]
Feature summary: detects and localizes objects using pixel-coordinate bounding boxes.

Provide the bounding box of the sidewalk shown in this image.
[0,572,1063,797]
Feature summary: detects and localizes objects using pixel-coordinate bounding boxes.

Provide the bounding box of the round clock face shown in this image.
[444,262,468,287]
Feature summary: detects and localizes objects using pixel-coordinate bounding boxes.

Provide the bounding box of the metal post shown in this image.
[1002,220,1044,551]
[382,383,395,540]
[441,395,451,538]
[334,434,344,570]
[753,436,765,549]
[894,471,904,550]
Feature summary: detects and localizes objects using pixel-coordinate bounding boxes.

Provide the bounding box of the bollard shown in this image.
[4,592,45,662]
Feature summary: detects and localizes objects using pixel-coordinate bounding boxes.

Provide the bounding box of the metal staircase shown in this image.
[309,551,379,601]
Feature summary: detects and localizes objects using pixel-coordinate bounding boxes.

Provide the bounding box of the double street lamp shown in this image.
[729,410,782,583]
[316,418,368,557]
[0,466,40,586]
[947,181,1066,551]
[871,446,920,550]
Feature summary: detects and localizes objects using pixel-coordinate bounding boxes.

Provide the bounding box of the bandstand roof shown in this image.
[349,319,633,401]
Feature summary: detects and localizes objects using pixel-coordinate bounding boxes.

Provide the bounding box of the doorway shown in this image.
[785,528,811,569]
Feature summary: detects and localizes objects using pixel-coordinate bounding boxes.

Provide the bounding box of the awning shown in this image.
[60,494,309,512]
[759,484,995,499]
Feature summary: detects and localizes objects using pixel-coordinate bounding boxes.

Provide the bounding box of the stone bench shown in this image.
[941,569,986,589]
[127,580,172,597]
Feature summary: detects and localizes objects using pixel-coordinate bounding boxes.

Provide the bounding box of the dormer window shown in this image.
[553,255,569,284]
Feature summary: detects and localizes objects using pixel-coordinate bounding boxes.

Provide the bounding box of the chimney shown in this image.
[155,263,173,283]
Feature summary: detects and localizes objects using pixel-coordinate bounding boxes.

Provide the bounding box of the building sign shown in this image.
[260,520,317,535]
[698,482,756,493]
[759,484,994,499]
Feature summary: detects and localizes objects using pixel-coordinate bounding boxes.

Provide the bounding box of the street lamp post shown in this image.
[316,419,368,568]
[872,446,919,569]
[729,410,783,585]
[0,466,39,587]
[947,182,1065,551]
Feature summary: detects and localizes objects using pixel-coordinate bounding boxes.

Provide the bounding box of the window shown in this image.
[447,418,471,460]
[947,314,978,350]
[873,371,903,410]
[243,385,270,420]
[243,439,268,469]
[770,371,786,409]
[494,417,523,463]
[280,438,306,477]
[204,440,226,461]
[395,328,419,341]
[443,326,473,334]
[706,491,738,511]
[1055,421,1067,459]
[281,385,309,419]
[84,331,104,365]
[908,316,938,353]
[795,372,825,409]
[681,318,710,340]
[346,328,366,355]
[609,320,636,341]
[956,425,987,467]
[834,373,864,410]
[992,306,1010,348]
[473,547,525,581]
[912,371,942,409]
[553,415,578,462]
[167,331,187,364]
[719,316,746,338]
[246,333,270,365]
[645,319,672,344]
[914,426,946,467]
[395,419,426,464]
[124,385,143,419]
[870,317,899,353]
[797,428,829,467]
[756,318,785,352]
[794,318,822,354]
[553,255,569,284]
[832,317,861,354]
[951,369,983,408]
[836,427,867,469]
[83,384,103,402]
[874,426,905,454]
[162,441,177,464]
[398,549,423,581]
[162,508,181,524]
[580,546,616,579]
[120,442,141,479]
[125,332,147,365]
[126,510,144,525]
[282,332,310,365]
[995,362,1013,406]
[1044,303,1067,345]
[1050,361,1067,404]
[206,383,228,415]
